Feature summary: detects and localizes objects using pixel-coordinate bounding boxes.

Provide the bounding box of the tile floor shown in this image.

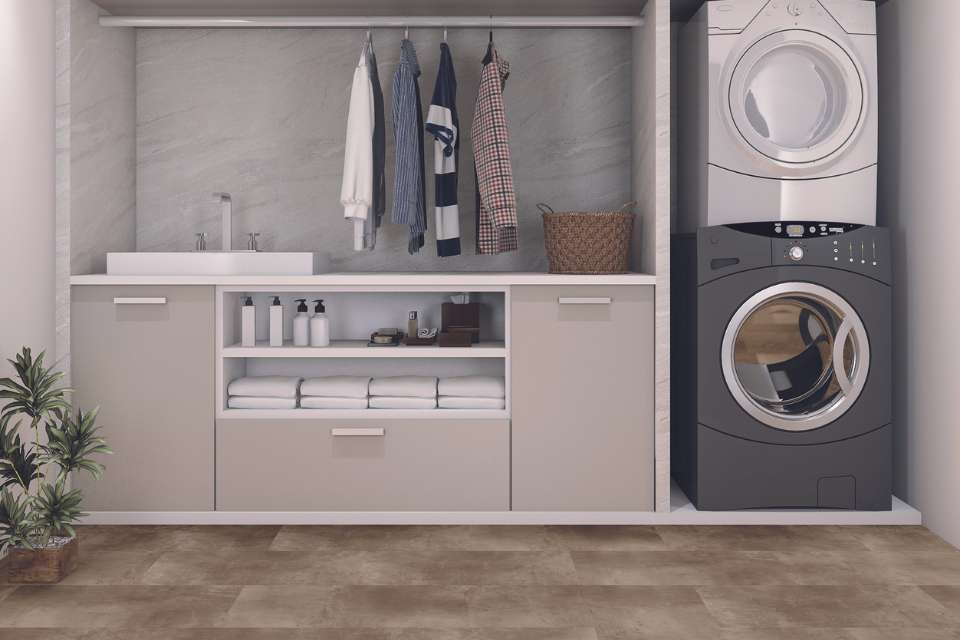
[0,525,958,638]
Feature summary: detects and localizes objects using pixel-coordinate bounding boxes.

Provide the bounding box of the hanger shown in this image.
[483,15,495,64]
[404,26,409,40]
[489,15,494,45]
[443,26,448,43]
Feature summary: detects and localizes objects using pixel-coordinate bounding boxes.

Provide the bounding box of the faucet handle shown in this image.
[195,232,208,251]
[247,232,260,252]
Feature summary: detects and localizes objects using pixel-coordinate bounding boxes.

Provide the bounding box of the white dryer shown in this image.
[678,0,878,231]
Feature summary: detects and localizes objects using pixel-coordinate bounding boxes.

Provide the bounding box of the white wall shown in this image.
[878,0,960,547]
[0,0,56,371]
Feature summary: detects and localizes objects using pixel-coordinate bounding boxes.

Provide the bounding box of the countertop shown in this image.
[70,272,658,286]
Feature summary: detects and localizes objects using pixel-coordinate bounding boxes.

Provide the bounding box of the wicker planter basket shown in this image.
[7,537,79,584]
[539,203,635,274]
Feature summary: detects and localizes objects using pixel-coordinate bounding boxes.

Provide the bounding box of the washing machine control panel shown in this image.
[727,221,862,239]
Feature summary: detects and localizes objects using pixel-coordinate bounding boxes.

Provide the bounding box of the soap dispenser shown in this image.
[293,299,310,347]
[269,296,284,347]
[310,299,330,347]
[241,296,256,347]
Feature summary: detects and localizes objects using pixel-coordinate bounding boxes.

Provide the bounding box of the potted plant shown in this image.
[0,347,111,583]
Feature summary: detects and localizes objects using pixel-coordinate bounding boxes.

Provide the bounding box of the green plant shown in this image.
[0,348,111,551]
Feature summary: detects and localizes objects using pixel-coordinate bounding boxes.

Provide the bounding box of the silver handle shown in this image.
[558,297,612,305]
[832,319,855,396]
[331,427,385,437]
[113,297,168,305]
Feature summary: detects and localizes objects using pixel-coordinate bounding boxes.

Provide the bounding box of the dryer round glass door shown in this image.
[727,29,866,166]
[721,282,870,431]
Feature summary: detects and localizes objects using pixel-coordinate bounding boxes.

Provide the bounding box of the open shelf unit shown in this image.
[215,285,511,420]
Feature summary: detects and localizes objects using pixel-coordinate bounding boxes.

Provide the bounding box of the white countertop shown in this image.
[70,272,658,286]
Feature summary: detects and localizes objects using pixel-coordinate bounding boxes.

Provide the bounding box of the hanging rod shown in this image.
[98,15,644,29]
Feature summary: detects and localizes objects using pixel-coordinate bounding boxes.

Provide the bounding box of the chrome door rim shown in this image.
[726,29,866,166]
[721,282,871,431]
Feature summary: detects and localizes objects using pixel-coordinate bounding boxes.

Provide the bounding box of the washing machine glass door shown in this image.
[721,282,870,431]
[728,29,865,166]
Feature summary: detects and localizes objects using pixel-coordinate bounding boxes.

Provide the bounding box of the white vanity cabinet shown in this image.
[510,286,656,511]
[70,285,215,511]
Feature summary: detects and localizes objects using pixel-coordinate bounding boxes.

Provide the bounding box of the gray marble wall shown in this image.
[135,28,633,271]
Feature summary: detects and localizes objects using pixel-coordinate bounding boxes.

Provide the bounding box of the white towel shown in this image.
[228,396,298,410]
[341,47,376,251]
[369,376,437,399]
[369,396,437,409]
[300,396,369,409]
[228,376,302,399]
[438,396,506,410]
[437,376,506,398]
[301,376,371,399]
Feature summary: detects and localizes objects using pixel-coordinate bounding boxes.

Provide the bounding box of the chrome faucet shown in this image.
[212,192,233,251]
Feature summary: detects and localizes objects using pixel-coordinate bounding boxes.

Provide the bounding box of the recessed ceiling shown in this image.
[92,0,649,17]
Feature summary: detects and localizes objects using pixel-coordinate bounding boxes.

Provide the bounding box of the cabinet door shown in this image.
[511,286,654,511]
[71,286,215,511]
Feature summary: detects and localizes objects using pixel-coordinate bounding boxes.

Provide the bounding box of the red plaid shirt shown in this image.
[471,48,518,255]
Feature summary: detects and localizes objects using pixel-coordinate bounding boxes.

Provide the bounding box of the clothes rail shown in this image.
[98,15,644,28]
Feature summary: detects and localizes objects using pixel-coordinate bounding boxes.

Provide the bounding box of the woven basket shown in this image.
[539,203,635,274]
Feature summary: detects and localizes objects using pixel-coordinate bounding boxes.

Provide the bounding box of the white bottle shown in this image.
[269,296,284,347]
[310,299,330,347]
[293,298,310,347]
[240,296,256,347]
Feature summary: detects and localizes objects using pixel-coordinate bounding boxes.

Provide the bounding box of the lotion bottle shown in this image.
[241,296,256,347]
[310,299,330,347]
[293,299,310,347]
[269,296,284,347]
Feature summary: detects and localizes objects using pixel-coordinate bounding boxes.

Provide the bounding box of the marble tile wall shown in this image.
[135,28,634,271]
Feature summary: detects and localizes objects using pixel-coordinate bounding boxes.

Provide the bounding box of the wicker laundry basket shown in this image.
[539,203,635,274]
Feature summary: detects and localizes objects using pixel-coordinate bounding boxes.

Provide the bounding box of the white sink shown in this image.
[106,252,320,276]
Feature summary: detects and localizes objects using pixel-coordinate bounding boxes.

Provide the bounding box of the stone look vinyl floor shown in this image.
[0,525,958,639]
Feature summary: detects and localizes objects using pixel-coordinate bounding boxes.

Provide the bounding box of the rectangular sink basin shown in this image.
[106,252,320,276]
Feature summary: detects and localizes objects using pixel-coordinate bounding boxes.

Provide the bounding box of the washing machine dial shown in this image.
[788,245,805,262]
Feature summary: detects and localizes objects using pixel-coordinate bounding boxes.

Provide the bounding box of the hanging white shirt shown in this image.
[341,49,375,251]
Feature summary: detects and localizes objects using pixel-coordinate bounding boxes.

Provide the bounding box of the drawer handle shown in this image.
[558,297,612,305]
[113,297,167,305]
[331,428,385,437]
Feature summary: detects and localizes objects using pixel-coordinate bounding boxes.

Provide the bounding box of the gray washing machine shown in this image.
[672,222,892,510]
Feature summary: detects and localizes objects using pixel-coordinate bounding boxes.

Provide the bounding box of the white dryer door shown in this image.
[727,29,865,166]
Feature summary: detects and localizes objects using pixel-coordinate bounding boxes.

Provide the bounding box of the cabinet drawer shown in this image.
[511,285,654,511]
[216,419,509,511]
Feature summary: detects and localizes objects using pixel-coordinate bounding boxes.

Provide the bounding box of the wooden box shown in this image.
[7,537,79,584]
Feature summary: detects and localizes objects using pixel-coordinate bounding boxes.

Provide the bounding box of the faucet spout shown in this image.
[213,192,233,251]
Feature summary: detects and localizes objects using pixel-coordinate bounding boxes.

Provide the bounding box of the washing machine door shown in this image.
[721,282,870,431]
[727,29,865,166]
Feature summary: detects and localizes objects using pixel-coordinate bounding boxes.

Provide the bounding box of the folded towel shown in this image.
[301,376,371,399]
[438,396,506,410]
[228,396,298,410]
[369,376,437,399]
[300,396,369,409]
[228,376,302,399]
[438,376,506,398]
[369,396,437,409]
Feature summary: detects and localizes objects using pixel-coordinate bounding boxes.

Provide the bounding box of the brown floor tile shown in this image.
[836,551,960,585]
[219,585,337,628]
[428,526,555,551]
[0,586,14,603]
[142,549,356,586]
[76,525,280,553]
[655,526,869,552]
[847,526,957,552]
[580,585,720,640]
[329,585,472,628]
[846,629,960,640]
[464,586,593,628]
[0,585,241,628]
[717,630,859,640]
[545,526,666,551]
[921,585,960,610]
[698,585,960,629]
[271,526,557,552]
[58,549,163,585]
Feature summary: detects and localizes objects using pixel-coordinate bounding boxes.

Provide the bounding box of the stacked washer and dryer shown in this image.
[672,0,892,510]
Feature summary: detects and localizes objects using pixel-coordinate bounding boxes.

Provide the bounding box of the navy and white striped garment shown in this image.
[425,42,461,257]
[391,39,427,255]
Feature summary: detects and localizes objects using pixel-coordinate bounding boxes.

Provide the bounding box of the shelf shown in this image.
[223,340,506,358]
[218,408,509,420]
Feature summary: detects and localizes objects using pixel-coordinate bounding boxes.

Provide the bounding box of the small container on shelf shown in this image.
[310,299,330,347]
[269,296,284,347]
[293,299,310,346]
[442,301,481,344]
[241,296,256,347]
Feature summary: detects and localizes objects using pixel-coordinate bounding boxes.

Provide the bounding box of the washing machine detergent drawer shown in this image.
[693,423,892,511]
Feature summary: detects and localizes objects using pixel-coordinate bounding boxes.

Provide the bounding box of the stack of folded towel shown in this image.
[300,376,370,409]
[227,376,302,409]
[369,376,438,409]
[438,376,506,409]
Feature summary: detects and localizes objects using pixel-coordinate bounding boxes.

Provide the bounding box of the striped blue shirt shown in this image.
[391,39,427,254]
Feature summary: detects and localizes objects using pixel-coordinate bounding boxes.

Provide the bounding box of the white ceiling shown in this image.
[93,0,649,17]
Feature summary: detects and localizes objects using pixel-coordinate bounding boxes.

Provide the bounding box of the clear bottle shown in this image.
[310,299,330,347]
[293,299,310,347]
[241,296,256,347]
[269,296,284,347]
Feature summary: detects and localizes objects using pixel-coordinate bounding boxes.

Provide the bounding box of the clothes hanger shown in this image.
[404,26,410,40]
[483,15,495,64]
[443,26,448,43]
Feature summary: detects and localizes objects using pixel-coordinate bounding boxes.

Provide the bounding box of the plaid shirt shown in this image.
[471,46,518,255]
